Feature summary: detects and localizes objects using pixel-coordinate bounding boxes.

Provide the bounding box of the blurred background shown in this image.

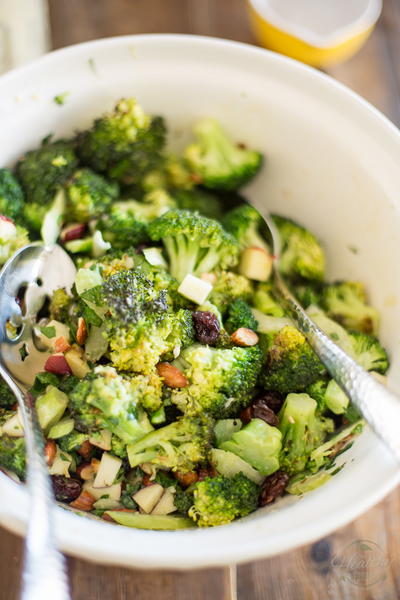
[1,2,400,599]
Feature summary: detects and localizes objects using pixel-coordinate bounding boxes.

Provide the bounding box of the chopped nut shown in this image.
[69,490,95,511]
[76,462,95,481]
[231,327,259,347]
[76,317,87,345]
[156,362,189,388]
[77,440,93,460]
[44,439,57,466]
[54,336,71,354]
[173,470,199,488]
[90,458,101,474]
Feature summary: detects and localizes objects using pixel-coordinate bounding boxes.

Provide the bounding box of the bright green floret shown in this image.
[189,473,259,527]
[69,366,154,442]
[253,282,285,317]
[127,416,212,472]
[0,168,24,220]
[77,98,166,185]
[172,344,263,417]
[58,430,88,453]
[65,168,120,222]
[307,378,349,415]
[173,188,223,220]
[223,204,269,251]
[349,331,389,374]
[225,299,258,334]
[0,379,16,409]
[0,221,29,265]
[16,139,78,230]
[148,209,239,282]
[279,393,334,475]
[219,418,282,476]
[321,281,379,334]
[0,436,26,480]
[259,325,326,394]
[272,214,325,282]
[209,271,254,315]
[184,118,263,191]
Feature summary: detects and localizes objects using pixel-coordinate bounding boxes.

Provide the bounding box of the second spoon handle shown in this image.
[274,271,400,462]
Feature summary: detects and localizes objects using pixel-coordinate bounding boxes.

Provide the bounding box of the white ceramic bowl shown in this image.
[0,34,399,569]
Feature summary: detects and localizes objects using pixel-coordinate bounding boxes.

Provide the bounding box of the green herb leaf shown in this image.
[53,92,69,106]
[39,325,56,339]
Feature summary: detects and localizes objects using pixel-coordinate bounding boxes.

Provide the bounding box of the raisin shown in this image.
[257,391,284,414]
[197,465,218,481]
[51,475,82,502]
[259,470,289,506]
[252,399,280,427]
[240,406,253,424]
[192,311,220,345]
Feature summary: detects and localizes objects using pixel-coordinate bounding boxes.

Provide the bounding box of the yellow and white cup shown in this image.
[247,0,382,67]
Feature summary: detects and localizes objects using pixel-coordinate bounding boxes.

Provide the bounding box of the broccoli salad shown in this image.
[0,98,388,530]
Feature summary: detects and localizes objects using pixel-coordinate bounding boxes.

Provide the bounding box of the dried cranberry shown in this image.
[252,399,280,427]
[259,470,289,506]
[192,311,220,345]
[51,475,82,502]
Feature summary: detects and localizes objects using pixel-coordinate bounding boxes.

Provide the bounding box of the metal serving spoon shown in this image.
[0,243,75,600]
[256,208,400,462]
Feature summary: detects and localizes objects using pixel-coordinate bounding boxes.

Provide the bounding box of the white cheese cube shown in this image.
[178,274,213,304]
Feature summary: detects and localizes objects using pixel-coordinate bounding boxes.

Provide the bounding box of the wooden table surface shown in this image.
[2,1,400,599]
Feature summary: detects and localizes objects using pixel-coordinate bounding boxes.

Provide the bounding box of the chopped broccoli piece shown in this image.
[349,331,389,374]
[58,430,88,453]
[0,436,26,479]
[286,470,332,495]
[184,118,263,191]
[49,288,73,322]
[148,209,239,282]
[0,379,15,409]
[308,420,364,472]
[214,419,242,446]
[0,218,29,265]
[272,214,325,282]
[321,281,379,334]
[77,98,166,184]
[225,298,258,334]
[292,282,323,309]
[259,326,326,393]
[16,139,78,230]
[223,204,269,251]
[219,418,282,476]
[127,416,212,472]
[253,282,285,317]
[65,168,119,222]
[173,188,223,220]
[172,344,263,417]
[279,393,334,475]
[307,378,349,415]
[111,435,127,458]
[173,488,194,516]
[0,168,24,220]
[209,271,253,315]
[69,366,154,442]
[189,473,259,527]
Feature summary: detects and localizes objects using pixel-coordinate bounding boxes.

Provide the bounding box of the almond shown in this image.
[76,317,87,345]
[69,490,95,511]
[44,353,72,375]
[231,327,259,347]
[77,440,93,460]
[76,462,95,481]
[54,336,71,354]
[156,362,189,388]
[173,470,199,488]
[44,439,57,466]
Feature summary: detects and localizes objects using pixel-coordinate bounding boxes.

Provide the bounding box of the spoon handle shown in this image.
[274,272,400,462]
[1,372,70,600]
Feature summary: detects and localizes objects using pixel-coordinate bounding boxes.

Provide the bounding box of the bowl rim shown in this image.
[0,33,399,569]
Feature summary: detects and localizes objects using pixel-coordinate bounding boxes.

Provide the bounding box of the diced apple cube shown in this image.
[133,484,164,513]
[89,429,112,451]
[65,348,90,378]
[143,247,167,268]
[93,498,121,510]
[239,247,272,282]
[152,489,176,515]
[93,452,122,488]
[178,274,213,304]
[48,447,72,478]
[82,481,122,502]
[2,409,24,437]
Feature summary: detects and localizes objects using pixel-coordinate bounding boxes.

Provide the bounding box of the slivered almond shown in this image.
[156,363,189,388]
[77,440,93,460]
[76,317,87,345]
[231,327,259,347]
[54,336,71,354]
[44,440,57,466]
[76,462,95,481]
[69,490,95,511]
[91,458,101,474]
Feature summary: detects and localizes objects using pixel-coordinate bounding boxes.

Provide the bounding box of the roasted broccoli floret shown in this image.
[209,271,253,315]
[77,98,166,184]
[65,168,119,222]
[259,326,326,393]
[69,366,154,442]
[307,378,349,415]
[272,215,325,282]
[350,331,389,374]
[0,168,24,220]
[279,393,334,474]
[223,204,269,251]
[16,139,78,230]
[0,436,26,480]
[127,416,212,472]
[321,281,379,334]
[189,473,259,527]
[58,430,88,453]
[225,299,258,334]
[0,217,29,265]
[253,282,285,317]
[219,418,282,476]
[0,379,16,409]
[308,420,364,472]
[173,188,223,220]
[172,344,263,417]
[49,288,74,322]
[184,118,263,191]
[148,209,239,282]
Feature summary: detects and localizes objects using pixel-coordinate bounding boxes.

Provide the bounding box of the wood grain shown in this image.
[1,1,400,598]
